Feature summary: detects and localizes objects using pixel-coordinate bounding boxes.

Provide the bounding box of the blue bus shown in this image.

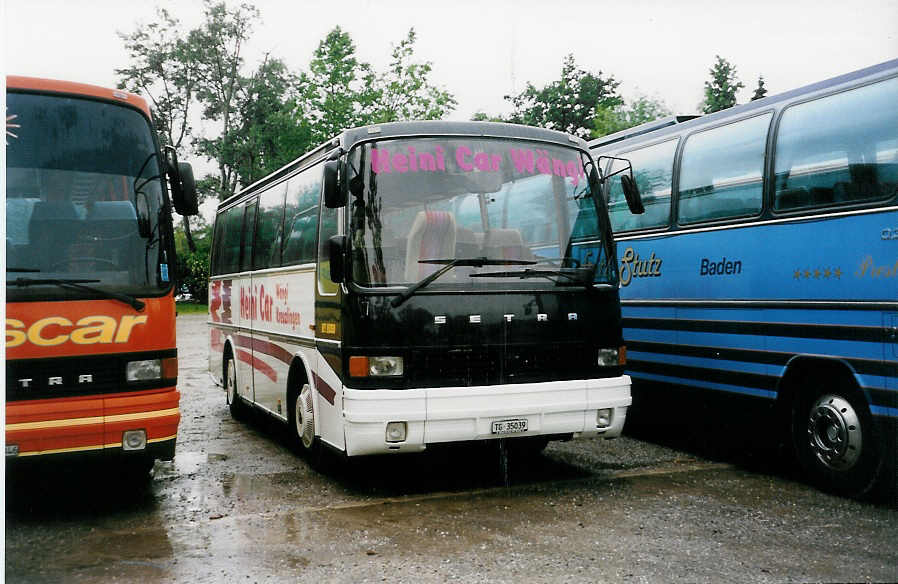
[589,59,898,496]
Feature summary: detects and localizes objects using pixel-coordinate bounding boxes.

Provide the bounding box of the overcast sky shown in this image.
[6,0,897,118]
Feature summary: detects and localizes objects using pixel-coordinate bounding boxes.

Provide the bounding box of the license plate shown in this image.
[6,444,19,457]
[491,419,528,435]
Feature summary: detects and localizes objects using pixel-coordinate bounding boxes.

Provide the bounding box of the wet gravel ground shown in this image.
[6,313,898,583]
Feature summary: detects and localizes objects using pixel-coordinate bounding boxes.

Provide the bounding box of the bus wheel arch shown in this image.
[778,357,881,497]
[286,357,318,455]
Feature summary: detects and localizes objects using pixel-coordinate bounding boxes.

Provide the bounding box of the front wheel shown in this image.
[289,383,318,456]
[225,356,245,420]
[791,379,881,497]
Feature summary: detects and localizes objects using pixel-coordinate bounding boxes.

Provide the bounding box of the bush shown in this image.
[177,248,210,304]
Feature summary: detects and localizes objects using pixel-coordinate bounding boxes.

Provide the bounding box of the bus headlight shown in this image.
[597,347,626,367]
[349,356,404,377]
[385,421,407,443]
[127,359,162,382]
[122,429,147,451]
[126,357,178,382]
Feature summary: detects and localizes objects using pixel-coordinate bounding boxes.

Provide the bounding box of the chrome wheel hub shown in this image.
[807,394,862,471]
[226,360,236,404]
[295,384,315,449]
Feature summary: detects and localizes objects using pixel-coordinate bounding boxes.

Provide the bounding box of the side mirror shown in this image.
[323,160,345,208]
[328,234,347,283]
[621,174,645,215]
[135,192,152,238]
[170,162,199,216]
[164,146,199,216]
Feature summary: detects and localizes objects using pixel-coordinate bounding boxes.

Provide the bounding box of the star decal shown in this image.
[6,111,21,145]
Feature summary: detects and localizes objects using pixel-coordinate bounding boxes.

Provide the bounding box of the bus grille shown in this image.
[6,351,176,401]
[406,344,601,387]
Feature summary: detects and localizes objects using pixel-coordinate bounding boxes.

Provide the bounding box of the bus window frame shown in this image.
[240,198,258,273]
[768,74,898,219]
[340,135,609,293]
[252,180,289,271]
[317,181,343,298]
[604,135,681,235]
[281,160,325,268]
[673,109,775,228]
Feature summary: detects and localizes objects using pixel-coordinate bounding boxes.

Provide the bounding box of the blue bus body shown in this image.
[590,59,898,496]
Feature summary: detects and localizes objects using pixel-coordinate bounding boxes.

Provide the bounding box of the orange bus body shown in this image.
[6,297,180,459]
[5,76,181,467]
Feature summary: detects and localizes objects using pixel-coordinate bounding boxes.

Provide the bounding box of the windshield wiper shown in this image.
[6,267,42,273]
[391,257,537,308]
[8,277,146,311]
[470,267,590,284]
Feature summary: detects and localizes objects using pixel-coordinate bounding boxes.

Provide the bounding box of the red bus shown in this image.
[5,76,197,475]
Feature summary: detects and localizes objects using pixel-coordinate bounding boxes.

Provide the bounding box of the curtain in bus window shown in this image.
[774,76,898,211]
[677,113,770,224]
[253,182,288,270]
[608,139,678,232]
[282,167,322,265]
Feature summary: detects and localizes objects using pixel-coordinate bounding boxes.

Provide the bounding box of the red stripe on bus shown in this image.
[235,348,277,382]
[233,334,293,365]
[312,372,336,405]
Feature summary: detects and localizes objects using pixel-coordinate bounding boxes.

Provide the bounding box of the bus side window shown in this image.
[254,182,288,270]
[240,200,257,272]
[774,76,898,211]
[282,166,322,265]
[318,200,339,294]
[214,204,245,275]
[677,113,770,224]
[607,138,678,232]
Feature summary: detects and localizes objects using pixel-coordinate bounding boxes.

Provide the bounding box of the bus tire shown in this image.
[225,355,245,420]
[791,373,881,497]
[289,383,318,456]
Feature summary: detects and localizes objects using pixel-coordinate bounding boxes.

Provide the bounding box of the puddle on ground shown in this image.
[156,451,228,478]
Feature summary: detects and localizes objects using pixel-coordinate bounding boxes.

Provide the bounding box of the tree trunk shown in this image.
[182,215,197,253]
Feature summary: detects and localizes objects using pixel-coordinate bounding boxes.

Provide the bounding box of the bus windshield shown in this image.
[346,137,615,289]
[5,92,170,300]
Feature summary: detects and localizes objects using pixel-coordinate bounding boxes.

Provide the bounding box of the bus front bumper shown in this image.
[5,388,180,462]
[342,376,631,456]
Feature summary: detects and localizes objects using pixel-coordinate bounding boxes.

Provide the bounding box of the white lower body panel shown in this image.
[342,376,631,456]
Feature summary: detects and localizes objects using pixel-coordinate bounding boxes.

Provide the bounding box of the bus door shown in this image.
[313,200,344,449]
[249,185,291,419]
[236,199,257,406]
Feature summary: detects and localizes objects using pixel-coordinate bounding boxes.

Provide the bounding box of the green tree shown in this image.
[504,54,622,140]
[751,75,768,101]
[470,111,505,122]
[227,56,311,185]
[593,95,672,138]
[371,28,457,122]
[702,55,745,113]
[116,7,200,249]
[174,221,213,303]
[187,0,261,200]
[300,27,380,144]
